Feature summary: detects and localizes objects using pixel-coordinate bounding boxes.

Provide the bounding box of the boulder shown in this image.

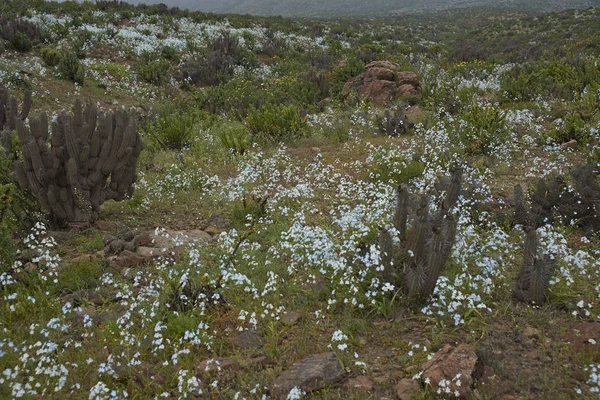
[395,378,421,400]
[421,344,478,399]
[565,322,600,355]
[271,352,346,399]
[342,61,422,107]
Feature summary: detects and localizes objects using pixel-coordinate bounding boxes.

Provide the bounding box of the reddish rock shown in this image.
[347,375,374,392]
[71,254,97,263]
[395,378,421,400]
[281,312,302,326]
[565,322,600,355]
[271,353,346,400]
[364,67,396,81]
[421,344,478,399]
[203,226,220,235]
[342,61,421,107]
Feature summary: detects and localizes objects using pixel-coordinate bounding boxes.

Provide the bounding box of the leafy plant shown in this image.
[144,104,199,150]
[137,53,171,85]
[40,46,62,67]
[245,104,306,143]
[217,122,250,155]
[458,104,509,155]
[57,52,85,84]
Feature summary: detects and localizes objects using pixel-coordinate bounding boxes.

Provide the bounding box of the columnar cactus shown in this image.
[513,184,555,304]
[379,168,462,301]
[0,86,31,154]
[13,99,143,224]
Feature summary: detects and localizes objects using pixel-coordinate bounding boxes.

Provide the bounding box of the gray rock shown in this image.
[281,312,302,326]
[271,352,346,399]
[234,331,263,350]
[395,378,421,400]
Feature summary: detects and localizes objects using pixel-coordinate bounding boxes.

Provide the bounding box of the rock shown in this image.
[342,61,422,107]
[67,289,104,306]
[395,378,421,400]
[143,229,212,251]
[234,331,263,350]
[281,312,302,326]
[136,246,163,258]
[95,220,116,231]
[109,250,150,270]
[421,344,478,399]
[523,327,541,340]
[24,262,37,272]
[561,139,578,150]
[348,375,374,392]
[271,352,346,399]
[203,226,220,236]
[565,322,600,355]
[197,358,237,372]
[71,254,97,264]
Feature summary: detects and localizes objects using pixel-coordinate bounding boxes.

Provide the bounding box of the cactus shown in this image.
[376,106,413,137]
[1,86,31,155]
[513,184,556,304]
[380,168,462,301]
[12,97,143,225]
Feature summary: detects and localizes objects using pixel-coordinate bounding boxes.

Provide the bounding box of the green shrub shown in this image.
[245,105,306,143]
[144,105,199,150]
[458,104,509,155]
[137,56,171,85]
[11,31,32,52]
[57,52,85,84]
[40,46,62,67]
[217,122,250,155]
[330,57,365,98]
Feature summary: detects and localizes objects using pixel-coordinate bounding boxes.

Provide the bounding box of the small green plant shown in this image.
[58,259,104,293]
[57,52,85,84]
[217,122,250,155]
[458,104,508,155]
[245,104,306,143]
[40,46,62,67]
[11,31,32,52]
[137,53,171,85]
[144,104,199,150]
[330,57,365,98]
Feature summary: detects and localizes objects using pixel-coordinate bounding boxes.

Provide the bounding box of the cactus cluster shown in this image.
[376,106,413,137]
[6,97,143,225]
[379,168,462,301]
[0,86,31,155]
[513,184,556,304]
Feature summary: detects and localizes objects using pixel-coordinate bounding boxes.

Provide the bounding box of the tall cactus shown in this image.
[13,98,143,224]
[513,184,556,304]
[379,168,462,301]
[1,86,31,155]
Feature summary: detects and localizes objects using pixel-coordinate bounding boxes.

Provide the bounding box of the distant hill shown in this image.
[124,0,600,17]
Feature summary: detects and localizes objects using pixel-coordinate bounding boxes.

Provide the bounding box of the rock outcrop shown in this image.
[342,61,422,107]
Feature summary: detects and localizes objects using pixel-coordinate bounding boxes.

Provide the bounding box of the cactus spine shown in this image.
[380,168,462,301]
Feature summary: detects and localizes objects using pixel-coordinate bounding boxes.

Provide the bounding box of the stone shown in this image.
[561,139,579,150]
[281,312,302,326]
[347,375,374,392]
[197,358,237,372]
[565,322,600,354]
[109,250,149,270]
[523,327,541,340]
[67,289,104,306]
[234,331,263,350]
[95,220,116,231]
[70,254,97,263]
[396,378,420,400]
[203,226,220,235]
[136,246,164,258]
[342,61,422,107]
[421,344,478,399]
[270,352,346,399]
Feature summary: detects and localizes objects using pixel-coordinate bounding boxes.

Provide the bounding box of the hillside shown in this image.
[1,1,600,399]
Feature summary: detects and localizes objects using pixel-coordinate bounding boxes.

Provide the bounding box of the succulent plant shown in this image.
[379,167,462,301]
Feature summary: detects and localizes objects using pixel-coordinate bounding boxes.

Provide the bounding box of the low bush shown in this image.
[57,52,85,84]
[144,103,199,150]
[245,104,306,143]
[40,46,62,67]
